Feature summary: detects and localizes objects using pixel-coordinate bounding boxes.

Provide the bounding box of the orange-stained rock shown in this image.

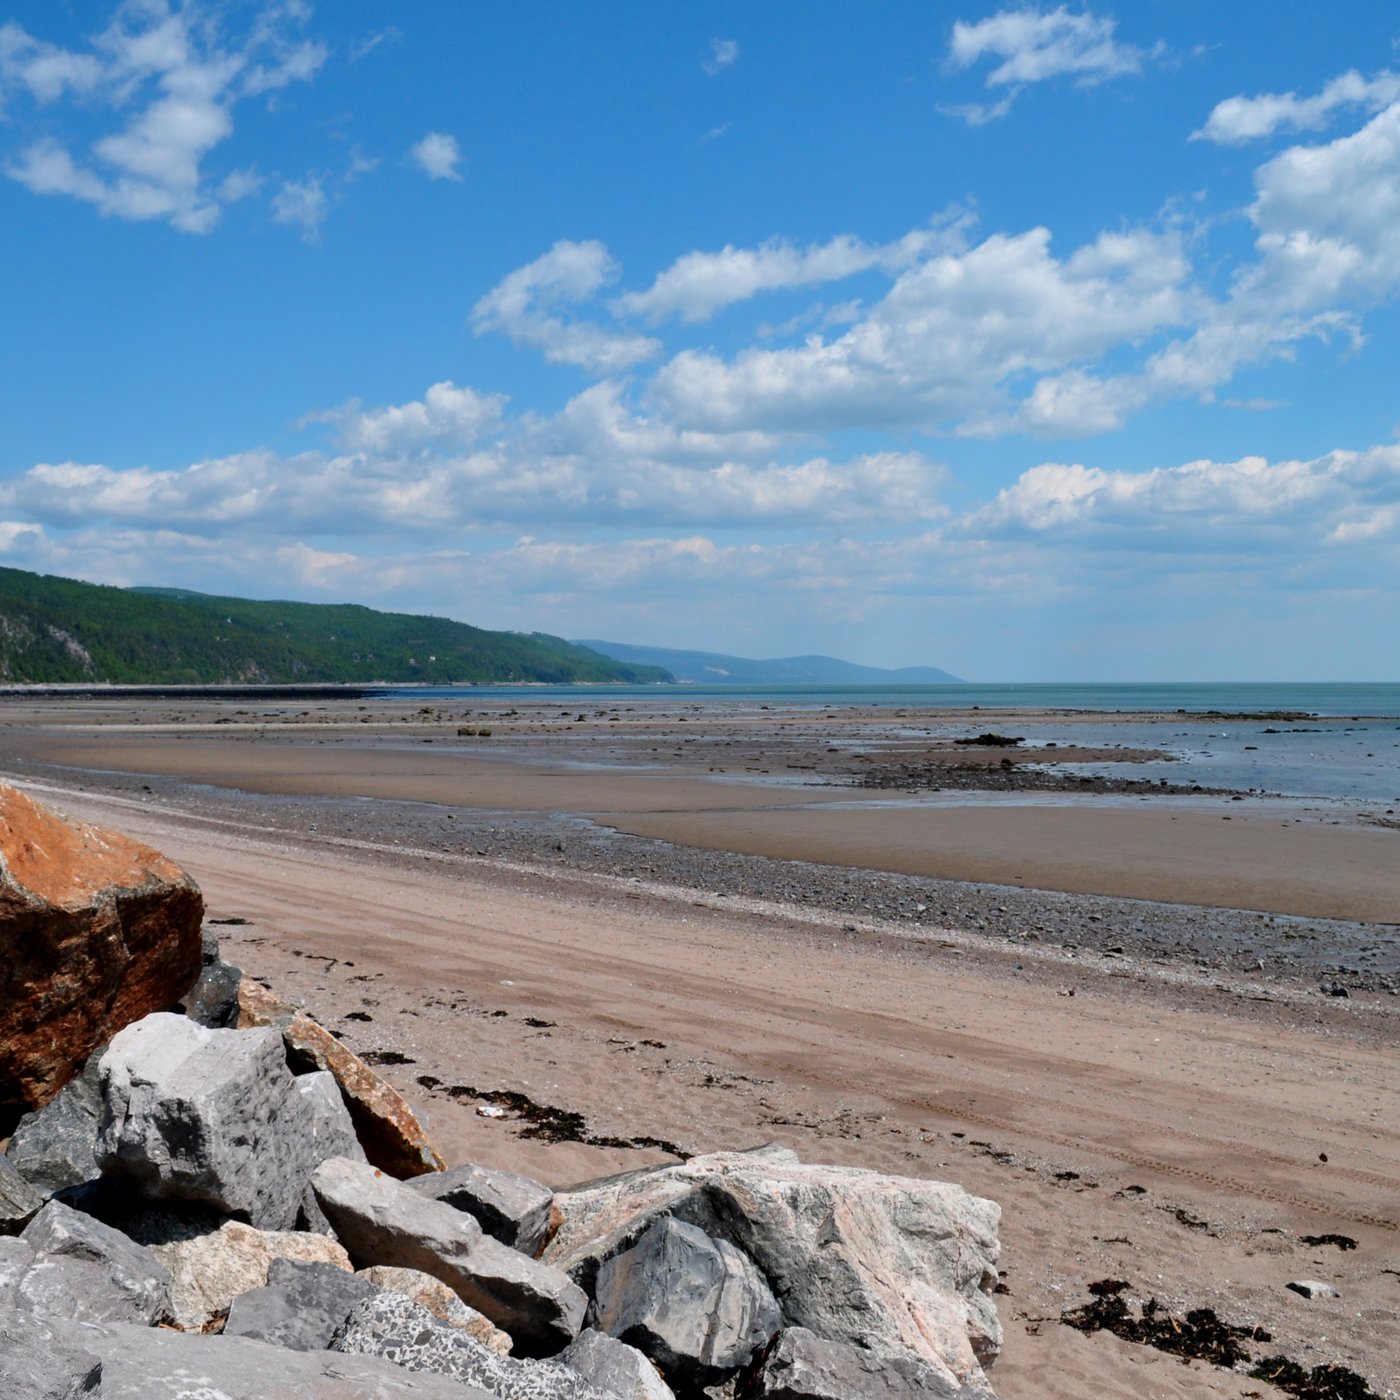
[0,783,203,1124]
[236,978,444,1179]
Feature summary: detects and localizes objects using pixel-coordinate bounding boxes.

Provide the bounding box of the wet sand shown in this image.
[2,694,1398,1396]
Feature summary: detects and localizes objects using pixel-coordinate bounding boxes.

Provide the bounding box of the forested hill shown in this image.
[0,568,673,685]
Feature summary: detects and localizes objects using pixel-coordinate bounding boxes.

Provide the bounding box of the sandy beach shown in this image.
[2,693,1397,1398]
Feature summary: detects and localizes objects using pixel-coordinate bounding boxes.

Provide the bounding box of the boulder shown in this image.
[178,955,244,1029]
[592,1217,780,1388]
[95,1012,326,1229]
[359,1265,513,1354]
[224,1258,383,1350]
[332,1291,612,1399]
[753,1327,986,1399]
[544,1147,1001,1392]
[0,1151,44,1232]
[9,1304,498,1399]
[0,783,203,1125]
[150,1217,352,1331]
[0,1304,102,1399]
[312,1156,586,1357]
[560,1328,676,1400]
[0,1200,169,1325]
[409,1161,555,1256]
[238,979,445,1178]
[5,1053,104,1198]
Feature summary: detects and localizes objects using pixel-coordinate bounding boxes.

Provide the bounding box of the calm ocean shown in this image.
[383,681,1400,805]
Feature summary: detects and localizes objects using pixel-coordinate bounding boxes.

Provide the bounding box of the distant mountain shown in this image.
[0,567,672,685]
[575,640,962,685]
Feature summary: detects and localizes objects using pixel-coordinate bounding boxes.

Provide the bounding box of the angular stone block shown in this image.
[546,1147,1001,1392]
[223,1258,382,1350]
[6,1056,103,1198]
[150,1217,351,1331]
[313,1155,585,1357]
[409,1160,555,1256]
[593,1217,780,1388]
[333,1291,611,1399]
[560,1327,676,1400]
[0,783,203,1123]
[2,1200,169,1325]
[0,1152,44,1232]
[0,1304,102,1399]
[239,980,444,1178]
[14,1305,498,1398]
[755,1327,984,1398]
[359,1265,513,1353]
[95,1012,323,1229]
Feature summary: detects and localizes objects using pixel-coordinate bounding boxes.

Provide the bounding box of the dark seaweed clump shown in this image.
[415,1075,688,1158]
[1061,1281,1381,1400]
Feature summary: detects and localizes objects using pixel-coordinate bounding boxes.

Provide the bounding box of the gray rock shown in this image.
[6,1058,104,1199]
[546,1148,1001,1391]
[10,1304,497,1398]
[333,1291,613,1399]
[1287,1279,1340,1299]
[179,955,245,1028]
[594,1216,780,1388]
[95,1012,325,1229]
[224,1258,383,1350]
[297,1070,367,1163]
[0,1151,44,1231]
[0,1200,170,1324]
[359,1265,514,1353]
[294,1069,368,1232]
[754,1328,985,1398]
[410,1162,555,1256]
[149,1217,352,1332]
[313,1156,586,1357]
[560,1328,675,1400]
[0,1304,102,1398]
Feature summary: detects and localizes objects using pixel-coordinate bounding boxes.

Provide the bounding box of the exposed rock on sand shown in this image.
[0,782,203,1123]
[239,978,446,1178]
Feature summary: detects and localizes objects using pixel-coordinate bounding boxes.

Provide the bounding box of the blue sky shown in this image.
[2,2,1398,680]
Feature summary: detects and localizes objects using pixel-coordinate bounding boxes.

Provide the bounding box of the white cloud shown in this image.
[313,381,507,455]
[1,2,325,233]
[0,378,946,535]
[409,131,464,181]
[1242,102,1400,311]
[649,225,1195,433]
[1195,69,1400,145]
[937,92,1019,126]
[968,444,1400,547]
[472,241,662,374]
[703,38,738,75]
[946,6,1153,102]
[271,174,326,242]
[615,222,962,324]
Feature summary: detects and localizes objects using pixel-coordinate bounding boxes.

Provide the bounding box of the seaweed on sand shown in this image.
[1061,1281,1382,1400]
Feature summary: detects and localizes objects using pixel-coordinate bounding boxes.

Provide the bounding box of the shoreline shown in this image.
[2,695,1397,1396]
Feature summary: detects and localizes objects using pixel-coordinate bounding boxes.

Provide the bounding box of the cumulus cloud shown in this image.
[703,38,738,75]
[967,444,1400,548]
[409,131,464,181]
[1195,69,1400,145]
[0,378,946,535]
[472,241,662,374]
[614,223,963,323]
[0,1,326,233]
[942,5,1156,121]
[649,225,1196,433]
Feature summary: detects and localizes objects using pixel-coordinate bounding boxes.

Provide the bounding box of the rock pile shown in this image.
[0,786,1003,1398]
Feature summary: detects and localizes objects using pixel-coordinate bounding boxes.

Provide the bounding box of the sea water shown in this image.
[381,681,1400,805]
